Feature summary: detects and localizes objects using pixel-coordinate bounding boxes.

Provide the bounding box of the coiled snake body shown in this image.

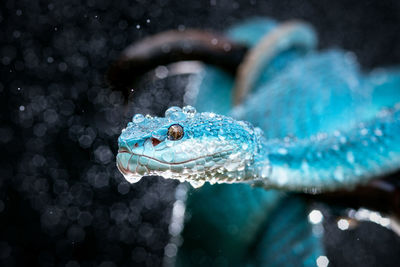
[115,18,400,266]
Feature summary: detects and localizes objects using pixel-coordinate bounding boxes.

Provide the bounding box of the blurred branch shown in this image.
[107,30,248,98]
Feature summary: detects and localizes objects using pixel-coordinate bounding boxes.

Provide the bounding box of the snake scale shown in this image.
[115,18,400,266]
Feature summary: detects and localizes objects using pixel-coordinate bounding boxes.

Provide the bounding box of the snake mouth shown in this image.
[117,149,233,166]
[116,147,234,180]
[116,145,252,188]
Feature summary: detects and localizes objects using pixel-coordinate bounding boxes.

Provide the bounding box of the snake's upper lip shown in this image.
[117,148,233,165]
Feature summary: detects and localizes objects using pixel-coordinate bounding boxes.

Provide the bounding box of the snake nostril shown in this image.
[151,138,161,146]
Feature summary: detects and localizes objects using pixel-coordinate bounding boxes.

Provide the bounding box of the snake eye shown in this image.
[167,124,184,140]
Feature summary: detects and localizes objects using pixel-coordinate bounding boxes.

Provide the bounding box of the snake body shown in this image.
[116,18,400,266]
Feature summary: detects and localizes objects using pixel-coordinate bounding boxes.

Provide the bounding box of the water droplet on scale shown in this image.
[189,180,205,188]
[165,106,181,117]
[165,106,186,121]
[125,174,142,184]
[132,114,145,123]
[182,105,196,117]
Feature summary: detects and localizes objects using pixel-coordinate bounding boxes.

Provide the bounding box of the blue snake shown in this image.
[116,18,400,266]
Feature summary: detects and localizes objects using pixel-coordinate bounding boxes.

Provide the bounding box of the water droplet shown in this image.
[165,106,181,117]
[189,180,205,188]
[182,105,196,117]
[172,112,186,121]
[206,145,216,153]
[165,106,186,121]
[225,161,240,172]
[208,112,216,118]
[145,114,153,119]
[132,114,145,123]
[125,174,142,184]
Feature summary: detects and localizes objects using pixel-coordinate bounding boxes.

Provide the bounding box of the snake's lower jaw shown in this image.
[116,149,250,188]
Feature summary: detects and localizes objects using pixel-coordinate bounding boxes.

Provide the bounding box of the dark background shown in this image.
[1,0,400,266]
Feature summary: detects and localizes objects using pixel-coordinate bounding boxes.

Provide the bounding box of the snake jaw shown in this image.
[116,144,238,187]
[116,136,256,187]
[116,134,254,187]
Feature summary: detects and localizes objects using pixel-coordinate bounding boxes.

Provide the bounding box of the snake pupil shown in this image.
[167,124,184,140]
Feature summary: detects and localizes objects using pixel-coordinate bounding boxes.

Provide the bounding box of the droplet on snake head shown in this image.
[125,174,142,184]
[132,114,145,124]
[189,180,205,188]
[173,112,186,121]
[225,161,240,172]
[145,114,153,119]
[203,112,215,119]
[165,106,181,117]
[182,105,196,117]
[206,144,216,153]
[165,106,186,121]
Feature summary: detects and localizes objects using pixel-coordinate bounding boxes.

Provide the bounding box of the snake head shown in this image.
[116,106,262,188]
